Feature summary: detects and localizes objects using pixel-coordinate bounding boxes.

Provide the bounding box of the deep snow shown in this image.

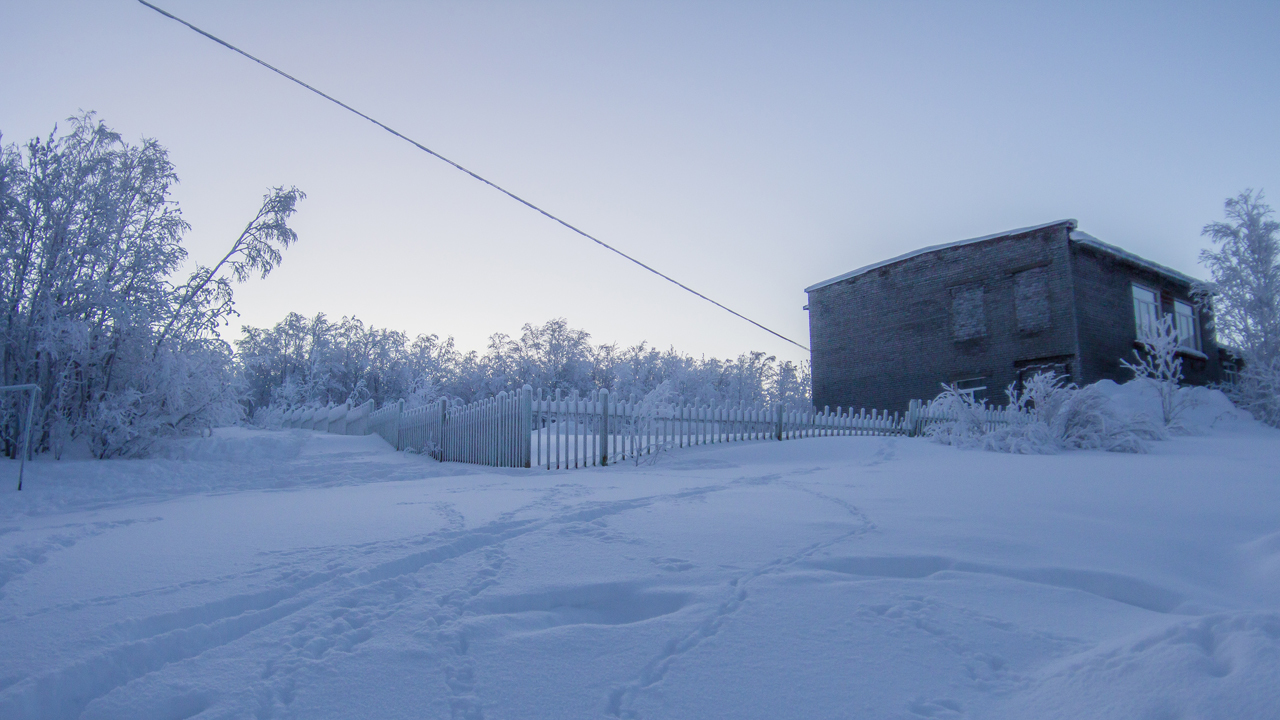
[1,395,1278,719]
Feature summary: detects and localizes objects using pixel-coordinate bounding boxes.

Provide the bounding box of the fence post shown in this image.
[394,399,404,450]
[775,403,784,441]
[437,397,447,459]
[521,385,532,468]
[906,399,919,437]
[599,389,609,466]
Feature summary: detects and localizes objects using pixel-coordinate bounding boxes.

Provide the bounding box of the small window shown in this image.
[1132,284,1160,339]
[1222,356,1241,385]
[1174,300,1199,352]
[953,376,989,402]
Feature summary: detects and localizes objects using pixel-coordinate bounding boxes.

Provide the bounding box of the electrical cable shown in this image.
[136,0,810,352]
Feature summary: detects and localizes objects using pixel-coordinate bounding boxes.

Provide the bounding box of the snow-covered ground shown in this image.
[2,397,1278,719]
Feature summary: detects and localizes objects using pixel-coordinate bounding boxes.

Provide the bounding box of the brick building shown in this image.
[805,219,1223,412]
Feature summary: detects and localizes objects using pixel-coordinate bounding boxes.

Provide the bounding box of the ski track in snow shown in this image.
[0,518,164,599]
[0,474,760,720]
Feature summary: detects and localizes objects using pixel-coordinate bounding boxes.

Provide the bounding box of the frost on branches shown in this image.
[0,114,303,458]
[621,381,676,466]
[239,315,814,420]
[1120,314,1196,429]
[925,372,1160,454]
[1196,190,1280,426]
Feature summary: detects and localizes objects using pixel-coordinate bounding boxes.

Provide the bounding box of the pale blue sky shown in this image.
[3,1,1278,364]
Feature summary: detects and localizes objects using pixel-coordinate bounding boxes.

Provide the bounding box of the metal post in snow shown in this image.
[599,389,609,466]
[16,385,39,491]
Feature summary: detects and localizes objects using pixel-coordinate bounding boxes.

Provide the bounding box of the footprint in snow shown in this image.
[649,557,695,572]
[866,438,897,466]
[908,697,965,718]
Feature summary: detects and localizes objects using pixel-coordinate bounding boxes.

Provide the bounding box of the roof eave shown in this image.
[1068,231,1201,286]
[805,219,1078,293]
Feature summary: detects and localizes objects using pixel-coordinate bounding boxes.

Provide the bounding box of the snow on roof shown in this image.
[1067,231,1200,286]
[804,219,1078,293]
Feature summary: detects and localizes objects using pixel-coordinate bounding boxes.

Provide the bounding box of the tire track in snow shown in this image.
[0,516,537,720]
[0,518,164,599]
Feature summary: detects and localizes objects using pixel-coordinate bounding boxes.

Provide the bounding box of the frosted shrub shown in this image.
[86,342,243,458]
[623,381,676,466]
[926,372,1159,454]
[250,406,289,430]
[923,384,993,448]
[1120,315,1196,429]
[1234,358,1280,426]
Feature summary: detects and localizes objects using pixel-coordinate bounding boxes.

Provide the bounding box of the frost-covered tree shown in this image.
[0,114,303,457]
[1120,314,1193,427]
[1196,190,1280,425]
[622,380,676,465]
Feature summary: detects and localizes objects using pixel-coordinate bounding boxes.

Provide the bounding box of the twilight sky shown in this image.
[3,0,1279,365]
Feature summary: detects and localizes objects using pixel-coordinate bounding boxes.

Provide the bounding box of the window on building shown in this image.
[1222,356,1241,386]
[1173,300,1199,352]
[1131,284,1160,339]
[951,283,987,341]
[953,376,989,402]
[1014,356,1073,395]
[1014,267,1050,334]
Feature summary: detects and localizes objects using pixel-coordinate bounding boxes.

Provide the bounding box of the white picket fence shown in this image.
[278,388,1017,470]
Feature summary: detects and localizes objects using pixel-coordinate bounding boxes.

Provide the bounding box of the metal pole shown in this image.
[0,385,42,492]
[599,389,609,466]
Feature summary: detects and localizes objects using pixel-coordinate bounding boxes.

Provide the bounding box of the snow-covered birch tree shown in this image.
[1196,190,1280,425]
[0,114,303,457]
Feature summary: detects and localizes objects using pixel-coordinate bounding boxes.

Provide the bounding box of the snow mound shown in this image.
[1093,380,1254,434]
[1008,612,1280,719]
[1241,530,1280,591]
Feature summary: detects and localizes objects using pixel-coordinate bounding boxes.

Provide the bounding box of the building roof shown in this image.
[1067,230,1200,286]
[804,220,1204,294]
[804,219,1077,293]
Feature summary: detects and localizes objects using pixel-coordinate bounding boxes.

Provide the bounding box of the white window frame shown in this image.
[1131,284,1160,340]
[1173,300,1199,352]
[953,376,989,402]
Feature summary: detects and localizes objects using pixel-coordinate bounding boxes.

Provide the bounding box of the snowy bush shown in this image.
[1235,357,1280,426]
[1120,314,1196,429]
[926,372,1161,454]
[622,381,676,466]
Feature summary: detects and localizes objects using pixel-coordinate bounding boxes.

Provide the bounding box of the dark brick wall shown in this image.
[807,223,1079,412]
[1069,244,1221,386]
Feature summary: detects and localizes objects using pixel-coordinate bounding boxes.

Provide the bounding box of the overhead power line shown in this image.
[136,0,810,353]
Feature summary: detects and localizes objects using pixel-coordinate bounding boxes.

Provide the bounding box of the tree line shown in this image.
[237,314,812,418]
